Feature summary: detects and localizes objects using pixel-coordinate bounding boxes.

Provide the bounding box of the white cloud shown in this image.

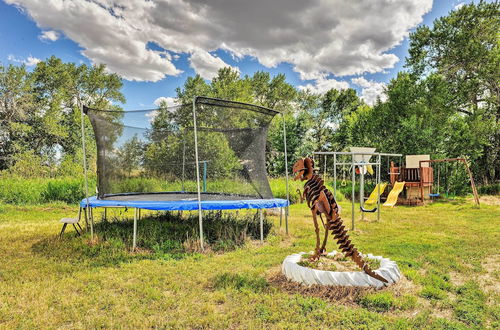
[298,76,350,94]
[154,96,178,107]
[454,2,465,10]
[351,77,387,105]
[8,54,41,66]
[39,30,59,42]
[6,0,432,82]
[189,50,238,80]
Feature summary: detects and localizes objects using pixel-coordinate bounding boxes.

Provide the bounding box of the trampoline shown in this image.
[80,193,288,211]
[79,96,290,249]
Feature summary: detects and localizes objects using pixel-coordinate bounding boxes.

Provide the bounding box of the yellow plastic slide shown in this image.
[364,183,388,205]
[383,181,406,207]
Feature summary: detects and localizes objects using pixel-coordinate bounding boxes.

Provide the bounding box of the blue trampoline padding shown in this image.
[80,195,289,211]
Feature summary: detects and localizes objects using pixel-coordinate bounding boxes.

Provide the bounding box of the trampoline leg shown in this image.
[279,207,283,227]
[133,208,138,250]
[103,208,107,221]
[83,207,88,231]
[89,207,94,240]
[285,207,289,234]
[259,209,264,243]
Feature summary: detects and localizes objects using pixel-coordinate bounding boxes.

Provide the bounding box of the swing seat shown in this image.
[360,206,377,213]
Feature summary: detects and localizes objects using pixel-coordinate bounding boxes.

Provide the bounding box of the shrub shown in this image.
[477,183,500,195]
[42,179,86,204]
[0,176,45,204]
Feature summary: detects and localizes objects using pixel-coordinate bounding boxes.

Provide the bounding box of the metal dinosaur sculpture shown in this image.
[296,188,305,203]
[292,157,387,283]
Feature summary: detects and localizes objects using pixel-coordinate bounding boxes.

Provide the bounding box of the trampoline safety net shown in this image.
[84,97,278,201]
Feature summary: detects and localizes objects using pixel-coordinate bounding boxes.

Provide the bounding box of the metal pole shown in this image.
[80,105,92,239]
[181,138,186,192]
[323,154,327,178]
[377,154,381,222]
[192,97,204,250]
[360,165,365,222]
[259,209,264,242]
[282,113,290,235]
[203,161,207,192]
[351,157,355,230]
[133,208,138,250]
[279,207,283,227]
[333,153,337,200]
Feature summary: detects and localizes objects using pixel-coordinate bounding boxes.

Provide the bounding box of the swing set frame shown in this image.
[418,158,480,206]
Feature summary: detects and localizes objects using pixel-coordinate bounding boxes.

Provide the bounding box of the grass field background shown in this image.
[0,198,498,328]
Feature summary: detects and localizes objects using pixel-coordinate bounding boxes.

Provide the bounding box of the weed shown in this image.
[420,286,447,300]
[453,282,486,327]
[212,272,268,292]
[359,292,394,312]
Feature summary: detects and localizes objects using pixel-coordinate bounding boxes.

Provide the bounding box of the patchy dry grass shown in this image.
[0,196,498,328]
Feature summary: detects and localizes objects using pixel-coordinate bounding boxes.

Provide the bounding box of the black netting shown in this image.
[84,97,278,200]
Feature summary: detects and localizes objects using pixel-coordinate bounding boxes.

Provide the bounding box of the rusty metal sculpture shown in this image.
[293,157,387,283]
[296,188,305,203]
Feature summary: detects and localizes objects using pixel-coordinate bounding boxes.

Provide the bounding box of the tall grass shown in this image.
[0,176,96,204]
[34,211,272,266]
[2,174,487,205]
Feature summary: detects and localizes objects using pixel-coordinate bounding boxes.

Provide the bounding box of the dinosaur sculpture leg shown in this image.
[319,222,329,254]
[319,214,329,255]
[310,210,322,260]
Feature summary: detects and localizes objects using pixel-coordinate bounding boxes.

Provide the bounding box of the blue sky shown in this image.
[0,0,471,108]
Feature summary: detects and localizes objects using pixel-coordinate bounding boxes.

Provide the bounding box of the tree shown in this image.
[0,56,125,176]
[117,135,143,176]
[406,1,500,183]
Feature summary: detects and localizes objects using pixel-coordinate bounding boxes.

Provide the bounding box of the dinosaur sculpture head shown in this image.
[292,157,315,181]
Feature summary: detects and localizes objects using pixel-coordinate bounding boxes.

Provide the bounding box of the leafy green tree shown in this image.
[406,1,500,183]
[117,135,144,176]
[0,56,125,176]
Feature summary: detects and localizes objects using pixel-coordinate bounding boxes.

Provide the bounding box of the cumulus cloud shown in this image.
[351,77,387,105]
[8,54,41,66]
[39,30,59,42]
[154,96,178,107]
[6,0,432,82]
[298,76,350,94]
[189,50,238,80]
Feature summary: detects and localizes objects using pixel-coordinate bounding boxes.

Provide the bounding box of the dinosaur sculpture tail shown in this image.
[324,190,388,283]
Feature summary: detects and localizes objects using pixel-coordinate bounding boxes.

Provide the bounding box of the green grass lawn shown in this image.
[0,198,498,328]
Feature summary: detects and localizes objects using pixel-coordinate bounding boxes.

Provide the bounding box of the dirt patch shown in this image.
[268,266,417,306]
[478,254,500,294]
[268,272,374,305]
[473,195,500,206]
[297,253,381,272]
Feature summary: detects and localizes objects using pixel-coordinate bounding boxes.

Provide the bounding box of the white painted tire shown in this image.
[281,251,401,289]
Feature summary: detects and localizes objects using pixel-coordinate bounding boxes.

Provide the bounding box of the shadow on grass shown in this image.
[31,211,272,267]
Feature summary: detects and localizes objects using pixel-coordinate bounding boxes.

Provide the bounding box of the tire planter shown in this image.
[281,251,401,289]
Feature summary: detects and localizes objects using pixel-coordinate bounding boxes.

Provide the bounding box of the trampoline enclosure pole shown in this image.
[80,104,92,239]
[282,113,290,234]
[192,97,204,250]
[203,161,207,192]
